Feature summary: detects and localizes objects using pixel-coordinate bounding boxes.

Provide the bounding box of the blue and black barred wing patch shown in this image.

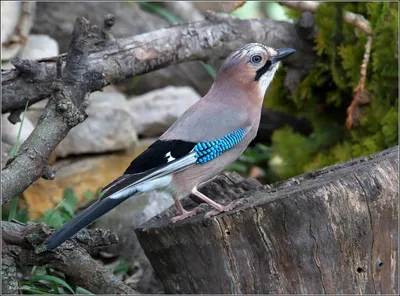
[193,128,247,164]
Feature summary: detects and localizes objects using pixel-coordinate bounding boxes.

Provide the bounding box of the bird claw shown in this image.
[204,199,245,218]
[171,204,207,223]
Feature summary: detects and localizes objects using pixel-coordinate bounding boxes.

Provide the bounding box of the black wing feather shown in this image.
[123,139,196,174]
[45,140,197,250]
[101,140,196,194]
[44,193,133,250]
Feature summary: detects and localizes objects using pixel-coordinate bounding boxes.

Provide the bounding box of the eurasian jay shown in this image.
[44,43,295,250]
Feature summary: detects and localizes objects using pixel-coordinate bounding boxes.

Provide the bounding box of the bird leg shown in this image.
[191,187,241,218]
[171,196,203,223]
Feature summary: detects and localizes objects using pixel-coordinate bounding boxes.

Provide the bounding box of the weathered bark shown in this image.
[136,145,399,294]
[2,11,316,115]
[2,221,137,294]
[1,255,18,294]
[31,2,168,53]
[1,16,113,204]
[30,1,215,96]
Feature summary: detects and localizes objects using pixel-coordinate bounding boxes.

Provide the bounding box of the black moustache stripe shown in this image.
[254,60,272,81]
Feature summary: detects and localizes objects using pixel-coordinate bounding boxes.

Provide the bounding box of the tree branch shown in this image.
[1,16,112,204]
[346,35,373,129]
[279,1,372,35]
[2,254,19,294]
[2,221,137,294]
[2,11,316,114]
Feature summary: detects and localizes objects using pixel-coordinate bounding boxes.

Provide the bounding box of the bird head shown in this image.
[215,43,295,99]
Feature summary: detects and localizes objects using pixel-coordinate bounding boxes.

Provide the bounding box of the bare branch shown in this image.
[2,11,316,114]
[2,221,137,294]
[160,2,204,22]
[279,1,372,35]
[346,35,373,129]
[221,1,247,13]
[1,16,112,204]
[2,2,36,61]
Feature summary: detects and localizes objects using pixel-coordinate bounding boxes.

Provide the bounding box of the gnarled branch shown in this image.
[2,11,316,115]
[2,221,137,294]
[1,16,113,204]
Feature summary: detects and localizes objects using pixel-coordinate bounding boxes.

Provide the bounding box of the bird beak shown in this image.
[270,48,296,64]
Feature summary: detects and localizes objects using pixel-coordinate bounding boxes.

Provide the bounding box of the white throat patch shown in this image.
[258,61,280,97]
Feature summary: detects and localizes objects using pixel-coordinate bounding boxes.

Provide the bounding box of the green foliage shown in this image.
[35,188,96,229]
[21,267,93,295]
[267,2,398,179]
[229,144,280,183]
[109,260,130,277]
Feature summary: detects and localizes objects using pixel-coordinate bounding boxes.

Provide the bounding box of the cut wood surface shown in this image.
[136,145,399,294]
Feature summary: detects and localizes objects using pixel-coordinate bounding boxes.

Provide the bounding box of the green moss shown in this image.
[268,2,398,179]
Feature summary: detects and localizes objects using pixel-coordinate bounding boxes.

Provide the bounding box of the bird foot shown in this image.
[204,199,245,218]
[171,205,207,223]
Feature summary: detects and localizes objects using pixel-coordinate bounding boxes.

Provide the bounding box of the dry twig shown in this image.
[346,35,372,129]
[280,1,371,35]
[220,1,247,13]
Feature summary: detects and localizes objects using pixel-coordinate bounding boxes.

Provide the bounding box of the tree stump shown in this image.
[135,146,398,294]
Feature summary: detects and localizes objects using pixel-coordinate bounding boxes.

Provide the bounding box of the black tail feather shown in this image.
[44,193,135,250]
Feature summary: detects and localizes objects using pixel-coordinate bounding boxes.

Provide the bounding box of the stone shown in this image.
[2,141,13,169]
[1,113,35,147]
[3,34,59,70]
[18,34,59,60]
[1,2,21,44]
[128,86,201,137]
[23,139,155,219]
[1,2,36,63]
[27,91,138,158]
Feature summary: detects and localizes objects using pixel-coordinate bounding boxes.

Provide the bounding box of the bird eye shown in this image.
[251,54,262,64]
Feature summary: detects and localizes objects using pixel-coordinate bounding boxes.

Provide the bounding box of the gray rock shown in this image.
[18,34,59,60]
[27,91,138,157]
[2,141,13,169]
[58,91,138,157]
[2,34,59,70]
[1,2,21,44]
[1,113,35,147]
[128,86,201,137]
[1,2,36,63]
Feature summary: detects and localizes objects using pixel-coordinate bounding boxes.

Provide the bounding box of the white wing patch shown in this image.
[135,175,172,192]
[165,152,176,162]
[107,152,197,200]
